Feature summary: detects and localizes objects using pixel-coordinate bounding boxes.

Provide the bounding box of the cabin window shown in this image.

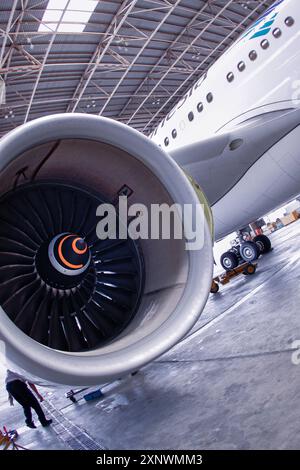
[227,72,234,83]
[261,39,269,49]
[285,17,294,27]
[273,28,282,38]
[197,102,203,113]
[164,137,169,147]
[172,129,177,139]
[237,61,246,72]
[188,111,194,121]
[249,50,257,61]
[206,92,213,103]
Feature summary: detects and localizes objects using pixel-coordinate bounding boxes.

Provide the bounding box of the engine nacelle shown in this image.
[0,114,213,385]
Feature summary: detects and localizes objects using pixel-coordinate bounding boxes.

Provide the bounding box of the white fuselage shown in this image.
[151,0,300,239]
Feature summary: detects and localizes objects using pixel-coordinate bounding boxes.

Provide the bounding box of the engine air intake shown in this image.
[0,182,144,353]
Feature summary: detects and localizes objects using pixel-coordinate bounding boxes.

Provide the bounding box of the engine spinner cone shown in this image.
[48,233,91,276]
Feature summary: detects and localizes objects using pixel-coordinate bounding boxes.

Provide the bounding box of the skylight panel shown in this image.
[38,0,98,33]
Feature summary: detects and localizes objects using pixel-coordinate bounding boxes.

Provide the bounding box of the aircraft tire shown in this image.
[239,241,259,262]
[253,234,272,254]
[220,251,239,271]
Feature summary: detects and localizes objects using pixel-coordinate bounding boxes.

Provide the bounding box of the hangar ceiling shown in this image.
[0,0,276,138]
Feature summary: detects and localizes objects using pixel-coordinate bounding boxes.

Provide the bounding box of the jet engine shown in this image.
[0,114,213,385]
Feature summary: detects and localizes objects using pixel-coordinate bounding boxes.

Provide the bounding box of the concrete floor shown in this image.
[1,220,300,450]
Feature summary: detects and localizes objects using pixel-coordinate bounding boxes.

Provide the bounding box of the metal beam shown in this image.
[127,0,235,126]
[0,0,18,67]
[23,0,72,123]
[1,26,243,51]
[1,62,195,75]
[118,0,212,119]
[5,93,183,110]
[3,1,32,81]
[98,0,182,116]
[67,0,138,113]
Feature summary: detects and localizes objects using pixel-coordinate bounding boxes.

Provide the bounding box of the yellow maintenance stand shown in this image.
[210,262,257,294]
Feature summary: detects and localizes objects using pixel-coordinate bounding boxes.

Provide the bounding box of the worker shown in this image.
[5,369,52,429]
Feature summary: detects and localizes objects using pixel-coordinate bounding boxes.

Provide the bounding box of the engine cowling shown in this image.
[0,114,213,385]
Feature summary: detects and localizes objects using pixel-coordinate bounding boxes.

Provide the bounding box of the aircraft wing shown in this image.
[169,107,300,167]
[168,107,300,206]
[169,133,230,165]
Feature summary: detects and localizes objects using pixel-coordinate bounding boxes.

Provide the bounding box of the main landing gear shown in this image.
[220,234,272,271]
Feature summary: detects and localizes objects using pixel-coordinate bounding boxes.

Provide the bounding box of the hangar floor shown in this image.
[1,220,300,450]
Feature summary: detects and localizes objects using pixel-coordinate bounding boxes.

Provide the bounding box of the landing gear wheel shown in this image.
[253,234,272,254]
[243,264,257,276]
[220,251,239,271]
[239,241,259,262]
[210,281,219,294]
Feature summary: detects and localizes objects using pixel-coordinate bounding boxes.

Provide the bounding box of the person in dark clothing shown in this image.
[5,369,52,429]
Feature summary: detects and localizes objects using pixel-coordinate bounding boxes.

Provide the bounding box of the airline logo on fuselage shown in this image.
[247,12,278,39]
[241,0,284,41]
